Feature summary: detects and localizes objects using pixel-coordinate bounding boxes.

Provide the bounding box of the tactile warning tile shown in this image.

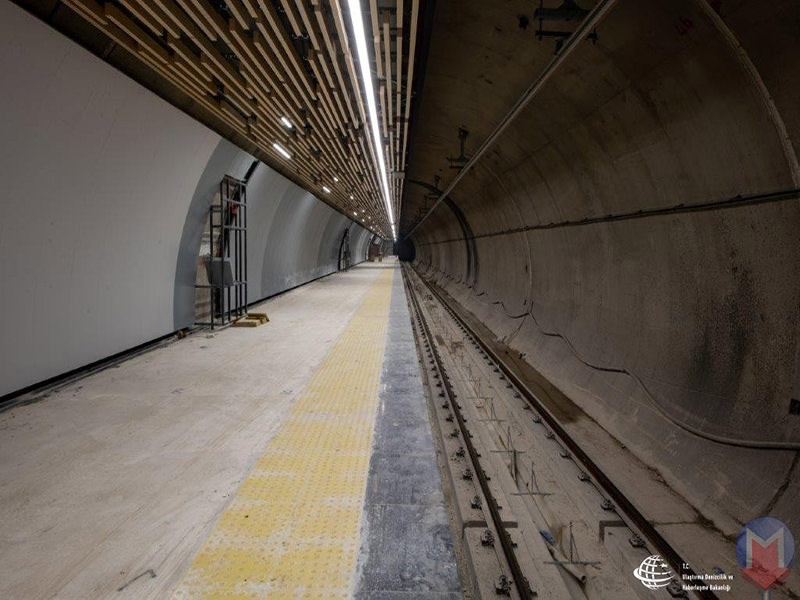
[173,268,395,599]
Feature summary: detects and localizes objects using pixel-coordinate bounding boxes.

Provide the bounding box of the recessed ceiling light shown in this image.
[353,211,358,216]
[272,143,292,159]
[280,116,293,129]
[322,185,331,193]
[333,176,339,182]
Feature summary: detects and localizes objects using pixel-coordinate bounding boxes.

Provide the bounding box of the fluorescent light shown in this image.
[353,211,358,215]
[323,185,331,193]
[280,116,293,129]
[346,0,396,241]
[333,176,339,182]
[272,142,291,159]
[350,195,354,200]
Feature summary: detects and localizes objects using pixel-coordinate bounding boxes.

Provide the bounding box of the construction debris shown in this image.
[232,313,269,328]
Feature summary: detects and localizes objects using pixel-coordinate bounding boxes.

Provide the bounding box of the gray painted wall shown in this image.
[0,2,371,397]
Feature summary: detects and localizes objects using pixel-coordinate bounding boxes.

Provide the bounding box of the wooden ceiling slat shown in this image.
[382,13,393,133]
[171,58,217,94]
[62,0,106,27]
[117,0,165,37]
[54,0,416,239]
[225,0,251,30]
[257,0,317,102]
[277,0,304,37]
[185,0,231,42]
[401,0,419,172]
[105,4,169,63]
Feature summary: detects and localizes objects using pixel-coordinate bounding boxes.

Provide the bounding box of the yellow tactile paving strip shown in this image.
[173,267,395,599]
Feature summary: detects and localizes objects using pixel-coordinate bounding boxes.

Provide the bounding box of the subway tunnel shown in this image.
[1,0,799,598]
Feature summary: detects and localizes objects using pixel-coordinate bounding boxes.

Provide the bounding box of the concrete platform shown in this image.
[0,259,460,599]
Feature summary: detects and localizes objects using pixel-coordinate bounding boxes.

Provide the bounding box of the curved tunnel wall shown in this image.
[242,159,370,303]
[0,2,370,398]
[351,226,373,265]
[409,0,800,529]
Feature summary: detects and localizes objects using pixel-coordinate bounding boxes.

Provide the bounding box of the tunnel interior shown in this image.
[394,238,416,262]
[400,0,800,543]
[1,0,799,598]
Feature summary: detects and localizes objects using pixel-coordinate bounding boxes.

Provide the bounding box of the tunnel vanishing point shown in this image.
[1,0,799,599]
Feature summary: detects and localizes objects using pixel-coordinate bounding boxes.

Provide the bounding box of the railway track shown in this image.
[402,264,719,600]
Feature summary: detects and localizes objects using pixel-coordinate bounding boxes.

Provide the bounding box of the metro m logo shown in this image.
[737,517,795,591]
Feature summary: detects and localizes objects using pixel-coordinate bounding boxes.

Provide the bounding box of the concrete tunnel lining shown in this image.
[403,0,800,548]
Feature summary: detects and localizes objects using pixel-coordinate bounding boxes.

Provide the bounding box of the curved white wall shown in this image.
[246,164,368,301]
[0,2,371,397]
[0,1,219,396]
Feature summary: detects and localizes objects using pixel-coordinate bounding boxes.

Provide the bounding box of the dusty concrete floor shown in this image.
[0,263,386,599]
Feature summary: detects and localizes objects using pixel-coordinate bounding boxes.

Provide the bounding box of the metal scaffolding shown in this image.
[196,175,248,329]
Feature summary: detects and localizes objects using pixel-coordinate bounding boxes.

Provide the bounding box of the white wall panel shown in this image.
[0,2,220,395]
[246,164,370,301]
[0,3,372,396]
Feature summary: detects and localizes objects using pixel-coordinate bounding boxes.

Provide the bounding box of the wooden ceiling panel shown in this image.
[43,0,422,239]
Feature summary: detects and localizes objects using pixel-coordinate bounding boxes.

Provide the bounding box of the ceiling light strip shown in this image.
[272,142,292,159]
[346,0,396,240]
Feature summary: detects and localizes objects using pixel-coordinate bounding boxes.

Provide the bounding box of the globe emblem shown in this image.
[633,555,675,590]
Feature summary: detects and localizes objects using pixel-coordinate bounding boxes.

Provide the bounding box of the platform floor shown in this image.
[0,260,460,599]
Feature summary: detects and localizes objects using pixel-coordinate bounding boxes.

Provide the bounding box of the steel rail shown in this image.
[406,264,719,600]
[402,267,533,599]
